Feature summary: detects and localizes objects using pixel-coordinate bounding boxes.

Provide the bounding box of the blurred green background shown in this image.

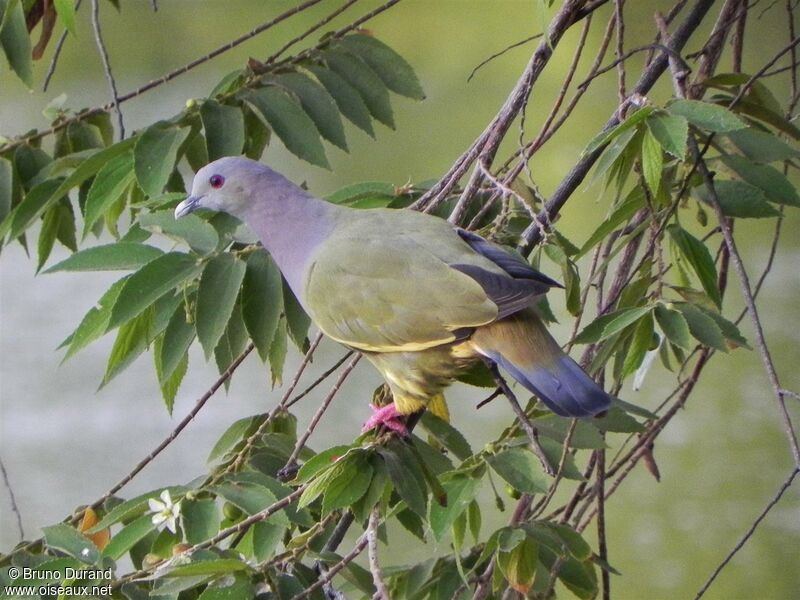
[1,1,798,598]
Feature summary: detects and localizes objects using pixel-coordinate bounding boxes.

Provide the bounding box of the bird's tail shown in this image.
[469,308,612,418]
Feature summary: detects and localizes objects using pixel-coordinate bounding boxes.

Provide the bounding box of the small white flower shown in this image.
[148,490,182,534]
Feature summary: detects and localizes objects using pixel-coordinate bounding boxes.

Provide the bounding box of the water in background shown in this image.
[1,2,799,598]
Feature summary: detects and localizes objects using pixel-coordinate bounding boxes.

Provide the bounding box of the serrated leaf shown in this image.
[107,252,201,331]
[212,481,279,517]
[338,34,425,100]
[641,129,663,194]
[324,50,394,128]
[158,344,187,413]
[244,87,329,168]
[621,311,654,378]
[725,128,800,164]
[675,302,728,352]
[42,524,100,564]
[45,242,163,273]
[182,499,219,545]
[196,253,247,358]
[139,210,219,255]
[429,475,479,542]
[54,0,77,36]
[242,250,283,361]
[699,306,749,349]
[0,0,32,85]
[668,99,746,132]
[306,65,375,137]
[295,445,353,482]
[576,188,645,258]
[654,303,692,350]
[647,112,688,159]
[574,305,653,344]
[201,100,245,161]
[733,98,800,140]
[583,107,654,156]
[102,514,155,560]
[667,224,721,308]
[720,155,800,207]
[321,452,373,514]
[82,151,136,238]
[486,447,548,494]
[156,300,195,384]
[377,443,428,517]
[134,124,191,197]
[282,278,310,351]
[419,412,472,460]
[62,276,128,359]
[697,179,781,218]
[270,72,347,150]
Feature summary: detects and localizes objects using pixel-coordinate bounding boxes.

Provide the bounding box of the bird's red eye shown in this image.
[209,174,225,189]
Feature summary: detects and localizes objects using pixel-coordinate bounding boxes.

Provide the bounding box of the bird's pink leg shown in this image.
[362,403,408,436]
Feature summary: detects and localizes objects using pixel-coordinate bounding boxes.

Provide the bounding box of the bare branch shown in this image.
[90,0,124,138]
[467,33,544,83]
[43,0,83,92]
[368,508,391,600]
[0,456,24,540]
[290,533,369,600]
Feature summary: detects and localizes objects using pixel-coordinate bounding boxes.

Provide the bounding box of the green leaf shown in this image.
[242,250,283,361]
[486,447,548,494]
[198,573,254,600]
[732,98,800,140]
[321,452,373,514]
[45,242,163,273]
[2,139,137,241]
[697,179,781,218]
[268,318,288,387]
[324,50,394,128]
[82,152,136,238]
[698,306,750,349]
[720,155,800,207]
[534,417,606,449]
[641,129,663,194]
[62,276,128,359]
[0,156,12,223]
[419,412,472,460]
[244,87,329,168]
[212,481,280,517]
[583,106,654,156]
[134,124,191,197]
[667,224,721,308]
[377,443,428,517]
[270,72,348,150]
[646,112,688,159]
[214,297,248,378]
[166,559,251,578]
[107,252,201,331]
[338,34,425,100]
[54,0,78,36]
[574,305,653,344]
[654,303,692,350]
[668,99,746,132]
[497,534,538,595]
[157,343,187,413]
[102,514,156,560]
[576,188,645,258]
[87,486,188,532]
[251,521,286,562]
[201,100,245,161]
[306,65,375,137]
[282,278,311,351]
[621,311,654,378]
[157,301,196,384]
[37,201,69,272]
[295,445,353,482]
[42,524,100,564]
[0,0,32,85]
[555,555,598,599]
[429,475,479,542]
[725,128,800,164]
[139,210,220,255]
[675,302,728,352]
[182,499,219,545]
[196,253,246,358]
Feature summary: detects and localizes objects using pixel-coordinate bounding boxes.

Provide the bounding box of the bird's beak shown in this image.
[174,195,202,219]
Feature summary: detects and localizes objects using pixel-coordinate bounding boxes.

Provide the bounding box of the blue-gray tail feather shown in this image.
[484,350,612,418]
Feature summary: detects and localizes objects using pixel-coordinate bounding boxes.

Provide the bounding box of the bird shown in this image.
[174,157,612,435]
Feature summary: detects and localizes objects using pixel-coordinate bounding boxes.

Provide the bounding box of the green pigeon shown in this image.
[175,157,611,433]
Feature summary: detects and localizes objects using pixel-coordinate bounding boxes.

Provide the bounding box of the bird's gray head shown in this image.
[175,157,271,220]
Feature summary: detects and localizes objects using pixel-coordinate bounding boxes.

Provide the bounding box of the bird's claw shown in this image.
[362,403,408,436]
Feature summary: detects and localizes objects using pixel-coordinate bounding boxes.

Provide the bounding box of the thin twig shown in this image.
[90,0,124,139]
[467,33,544,82]
[290,534,369,600]
[0,457,24,540]
[694,467,800,599]
[367,508,390,600]
[43,0,83,92]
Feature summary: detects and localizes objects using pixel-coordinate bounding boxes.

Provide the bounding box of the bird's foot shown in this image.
[362,403,408,437]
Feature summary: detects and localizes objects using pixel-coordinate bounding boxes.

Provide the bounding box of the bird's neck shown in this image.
[240,187,341,299]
